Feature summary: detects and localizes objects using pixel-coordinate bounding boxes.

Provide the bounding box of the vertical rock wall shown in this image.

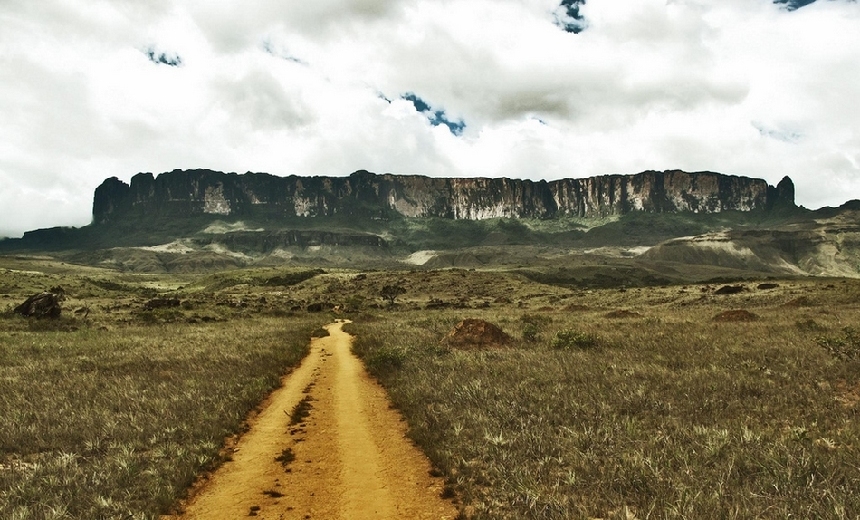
[92,169,794,223]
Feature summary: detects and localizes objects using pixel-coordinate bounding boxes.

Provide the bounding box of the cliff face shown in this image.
[92,169,795,224]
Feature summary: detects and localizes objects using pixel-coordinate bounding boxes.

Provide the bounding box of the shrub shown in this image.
[816,327,860,360]
[796,318,825,332]
[521,313,551,343]
[522,323,541,343]
[551,329,599,350]
[520,313,552,327]
[366,345,408,375]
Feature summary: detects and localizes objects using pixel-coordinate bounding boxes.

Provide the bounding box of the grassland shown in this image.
[2,256,859,519]
[347,279,860,519]
[0,260,327,519]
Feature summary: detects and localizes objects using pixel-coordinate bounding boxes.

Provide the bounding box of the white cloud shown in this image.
[1,0,859,236]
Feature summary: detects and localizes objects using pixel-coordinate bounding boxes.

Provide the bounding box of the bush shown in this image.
[521,313,551,343]
[817,327,860,360]
[551,329,599,350]
[522,323,541,343]
[366,345,408,375]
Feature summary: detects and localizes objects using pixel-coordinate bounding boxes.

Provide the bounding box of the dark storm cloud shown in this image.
[402,93,465,136]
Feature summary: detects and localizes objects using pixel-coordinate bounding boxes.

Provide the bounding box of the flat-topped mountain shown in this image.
[93,169,796,224]
[11,167,860,282]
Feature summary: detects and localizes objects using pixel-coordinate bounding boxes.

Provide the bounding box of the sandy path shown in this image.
[173,320,456,520]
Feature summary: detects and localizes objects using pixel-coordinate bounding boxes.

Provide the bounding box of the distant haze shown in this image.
[1,0,859,237]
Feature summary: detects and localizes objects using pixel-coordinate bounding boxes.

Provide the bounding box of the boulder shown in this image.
[14,286,65,319]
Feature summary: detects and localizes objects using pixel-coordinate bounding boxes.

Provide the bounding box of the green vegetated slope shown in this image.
[0,203,790,249]
[8,198,860,281]
[0,205,800,250]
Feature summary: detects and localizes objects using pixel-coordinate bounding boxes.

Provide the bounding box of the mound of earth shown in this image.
[713,310,760,322]
[443,319,511,349]
[714,285,746,295]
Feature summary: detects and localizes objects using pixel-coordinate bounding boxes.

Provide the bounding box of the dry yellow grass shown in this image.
[349,278,860,519]
[2,257,859,519]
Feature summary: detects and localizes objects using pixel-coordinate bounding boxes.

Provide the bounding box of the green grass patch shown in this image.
[550,329,599,350]
[310,326,330,338]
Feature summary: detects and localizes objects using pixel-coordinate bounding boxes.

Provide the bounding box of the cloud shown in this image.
[401,93,466,136]
[261,39,306,65]
[774,0,819,11]
[187,0,406,52]
[774,0,860,12]
[752,121,803,143]
[213,68,314,131]
[554,0,588,33]
[145,47,182,66]
[1,0,860,236]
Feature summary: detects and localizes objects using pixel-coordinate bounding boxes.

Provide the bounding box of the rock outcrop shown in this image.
[92,169,795,224]
[14,286,65,319]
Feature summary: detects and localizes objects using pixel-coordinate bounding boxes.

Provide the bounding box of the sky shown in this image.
[1,0,860,237]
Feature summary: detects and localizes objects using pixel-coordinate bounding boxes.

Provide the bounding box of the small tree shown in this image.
[380,284,406,306]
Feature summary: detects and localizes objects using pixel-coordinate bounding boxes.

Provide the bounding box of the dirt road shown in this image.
[174,320,456,520]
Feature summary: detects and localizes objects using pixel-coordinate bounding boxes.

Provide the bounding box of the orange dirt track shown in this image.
[170,320,457,520]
